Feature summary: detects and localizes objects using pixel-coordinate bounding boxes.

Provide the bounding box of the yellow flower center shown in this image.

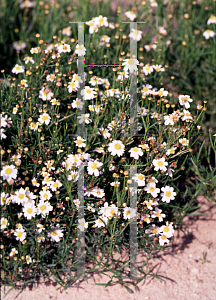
[2,197,6,204]
[16,66,21,70]
[161,234,167,240]
[210,15,215,20]
[133,30,138,35]
[144,87,149,92]
[149,186,155,192]
[86,89,91,93]
[5,168,12,175]
[17,232,23,238]
[43,193,48,199]
[114,143,121,150]
[164,226,169,232]
[42,115,48,121]
[27,208,33,214]
[99,18,104,25]
[165,191,171,197]
[156,212,161,217]
[138,175,143,180]
[157,161,163,166]
[76,140,83,145]
[2,220,6,225]
[78,46,83,50]
[181,96,188,102]
[170,149,175,154]
[152,228,157,234]
[18,194,24,199]
[126,210,130,215]
[132,147,138,152]
[158,90,163,96]
[53,182,58,188]
[128,59,134,65]
[110,209,116,216]
[51,230,57,236]
[91,163,98,169]
[147,202,151,207]
[40,205,46,211]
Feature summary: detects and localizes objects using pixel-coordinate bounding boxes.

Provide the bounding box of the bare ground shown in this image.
[1,195,216,300]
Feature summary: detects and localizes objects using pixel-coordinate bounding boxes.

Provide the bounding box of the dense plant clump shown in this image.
[0,0,215,295]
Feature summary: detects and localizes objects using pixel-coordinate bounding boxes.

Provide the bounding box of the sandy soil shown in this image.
[1,195,216,300]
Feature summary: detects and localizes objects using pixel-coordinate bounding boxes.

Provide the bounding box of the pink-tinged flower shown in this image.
[197,104,203,110]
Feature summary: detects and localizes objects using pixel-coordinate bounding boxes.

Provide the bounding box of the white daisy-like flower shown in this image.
[108,140,125,157]
[152,157,168,172]
[91,188,105,198]
[161,186,176,203]
[122,58,139,73]
[37,200,53,217]
[77,113,92,124]
[146,224,160,237]
[207,15,216,25]
[38,113,51,125]
[37,223,45,233]
[166,167,175,177]
[99,202,110,217]
[94,15,108,27]
[26,255,32,264]
[95,216,108,228]
[62,26,72,36]
[57,43,71,53]
[9,248,18,257]
[1,217,8,229]
[159,221,175,239]
[159,234,169,246]
[142,65,154,76]
[39,189,52,201]
[203,29,215,39]
[0,128,6,139]
[75,44,86,56]
[132,173,145,186]
[1,192,10,205]
[44,160,55,171]
[117,70,129,81]
[145,183,160,198]
[49,180,62,192]
[87,160,103,177]
[164,114,174,126]
[14,228,26,242]
[81,86,97,100]
[129,29,143,41]
[32,177,40,187]
[99,35,110,46]
[23,202,37,220]
[106,204,119,219]
[13,41,26,51]
[46,74,55,82]
[30,47,40,54]
[128,147,143,160]
[139,106,149,115]
[181,109,193,121]
[75,136,86,148]
[13,107,18,114]
[144,199,155,210]
[77,218,88,232]
[98,128,111,139]
[1,165,18,183]
[30,122,39,131]
[86,19,98,34]
[151,207,166,222]
[157,88,169,97]
[144,44,157,52]
[142,214,151,224]
[125,11,136,21]
[23,56,34,64]
[150,0,158,7]
[94,147,104,154]
[14,187,28,205]
[12,64,25,74]
[158,26,167,36]
[179,138,189,147]
[123,207,137,220]
[48,226,64,242]
[178,94,193,109]
[166,147,176,156]
[110,179,120,187]
[152,64,165,72]
[68,170,79,182]
[71,98,84,109]
[39,87,54,101]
